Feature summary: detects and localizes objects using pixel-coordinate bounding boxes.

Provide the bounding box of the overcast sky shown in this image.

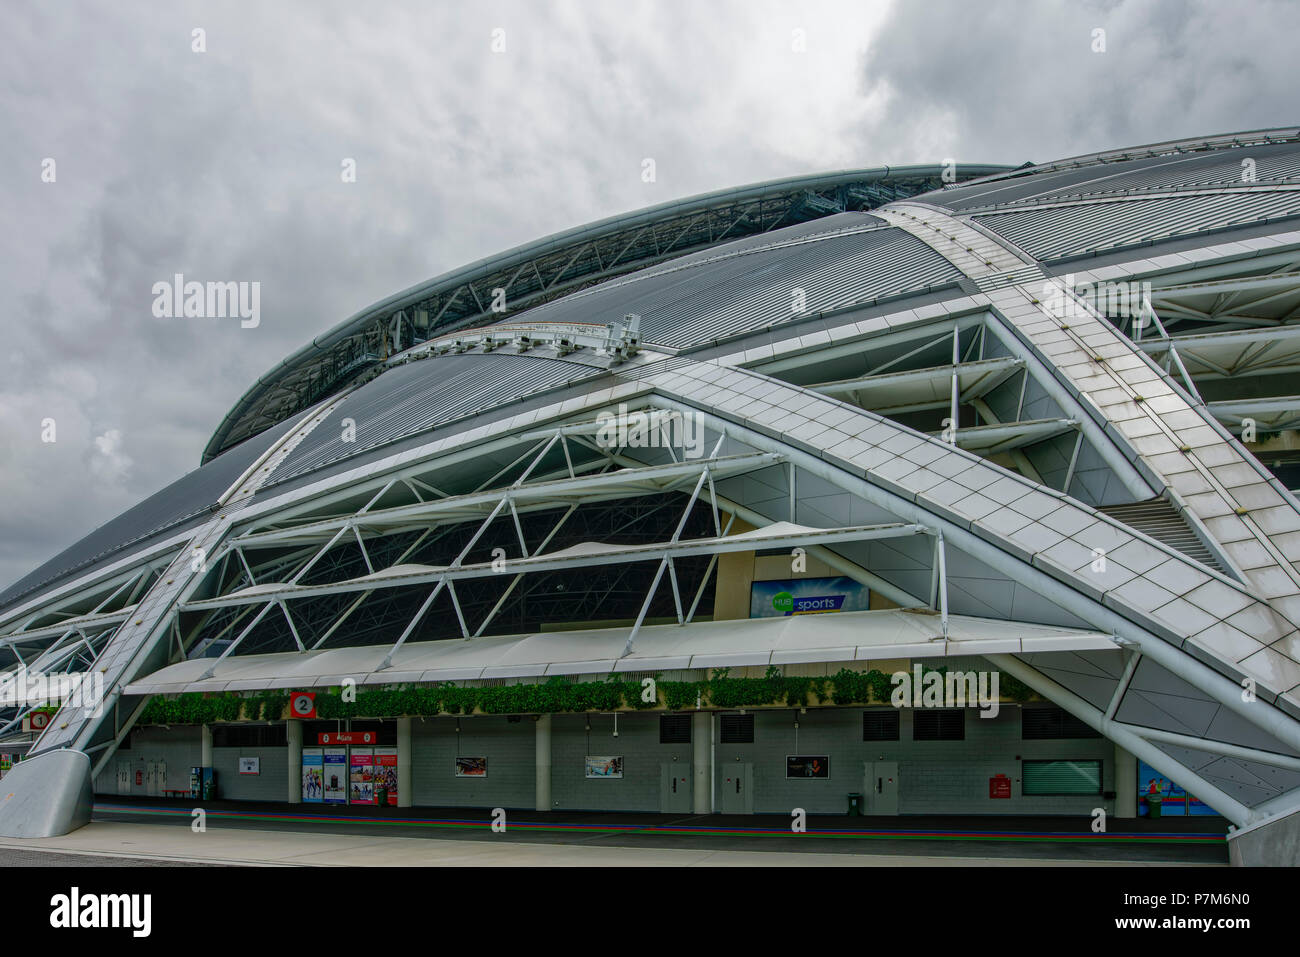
[2,0,1298,589]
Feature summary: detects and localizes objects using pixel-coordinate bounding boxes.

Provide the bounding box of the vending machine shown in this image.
[190,766,216,800]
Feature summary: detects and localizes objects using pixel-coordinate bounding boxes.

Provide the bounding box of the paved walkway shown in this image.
[0,799,1227,866]
[0,821,1218,867]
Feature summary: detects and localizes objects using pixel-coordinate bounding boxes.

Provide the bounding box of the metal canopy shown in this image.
[123,608,1117,695]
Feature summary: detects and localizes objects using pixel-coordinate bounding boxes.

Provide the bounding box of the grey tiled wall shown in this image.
[96,705,1115,818]
[92,725,201,795]
[713,706,1113,816]
[411,716,536,808]
[551,713,691,811]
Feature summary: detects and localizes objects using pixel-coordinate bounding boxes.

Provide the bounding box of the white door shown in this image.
[117,762,130,795]
[720,763,753,814]
[864,761,899,815]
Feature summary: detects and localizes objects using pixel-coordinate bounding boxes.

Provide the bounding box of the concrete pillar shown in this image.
[200,724,213,767]
[1114,742,1137,818]
[692,711,711,814]
[535,714,552,812]
[397,717,412,808]
[287,719,302,804]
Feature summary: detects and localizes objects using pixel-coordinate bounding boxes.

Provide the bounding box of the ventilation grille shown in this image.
[659,714,692,744]
[720,713,755,744]
[913,709,964,741]
[1096,497,1224,573]
[1021,706,1101,740]
[862,709,900,741]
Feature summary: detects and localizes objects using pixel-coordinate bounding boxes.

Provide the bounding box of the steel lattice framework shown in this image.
[7,129,1300,853]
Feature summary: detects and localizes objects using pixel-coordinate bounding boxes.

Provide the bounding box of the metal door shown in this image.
[660,764,692,813]
[117,762,130,795]
[864,761,899,815]
[146,760,159,796]
[719,763,753,814]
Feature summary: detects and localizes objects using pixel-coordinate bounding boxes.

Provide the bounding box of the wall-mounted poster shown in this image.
[323,747,347,804]
[374,747,398,806]
[1137,761,1218,816]
[786,755,830,779]
[585,755,624,779]
[301,748,323,803]
[750,577,870,618]
[350,748,375,804]
[455,756,488,777]
[238,756,260,775]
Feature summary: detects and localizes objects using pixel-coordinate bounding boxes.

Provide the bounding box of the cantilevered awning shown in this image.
[124,609,1115,696]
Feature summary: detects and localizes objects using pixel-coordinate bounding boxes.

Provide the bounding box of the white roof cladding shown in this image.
[124,608,1115,694]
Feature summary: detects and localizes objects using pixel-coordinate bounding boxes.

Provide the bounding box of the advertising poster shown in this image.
[1137,761,1217,816]
[455,756,488,777]
[374,747,398,806]
[749,576,870,618]
[350,748,375,804]
[301,748,323,803]
[585,755,624,779]
[323,747,347,804]
[786,755,831,778]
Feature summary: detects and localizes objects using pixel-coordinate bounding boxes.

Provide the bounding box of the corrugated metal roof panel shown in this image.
[496,219,962,348]
[926,141,1300,212]
[264,352,601,486]
[974,190,1300,262]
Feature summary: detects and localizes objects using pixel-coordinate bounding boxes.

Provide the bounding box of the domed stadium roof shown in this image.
[7,127,1300,847]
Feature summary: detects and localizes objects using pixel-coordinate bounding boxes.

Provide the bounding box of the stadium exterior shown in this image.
[4,129,1300,864]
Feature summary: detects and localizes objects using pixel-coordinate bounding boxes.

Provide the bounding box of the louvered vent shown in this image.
[659,714,692,744]
[1096,497,1224,573]
[1021,706,1101,740]
[862,709,901,741]
[719,713,755,743]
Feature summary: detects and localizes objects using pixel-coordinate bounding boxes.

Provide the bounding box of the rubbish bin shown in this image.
[1146,794,1162,818]
[375,785,388,807]
[847,792,863,816]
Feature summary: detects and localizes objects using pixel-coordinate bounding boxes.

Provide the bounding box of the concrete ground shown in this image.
[0,796,1229,866]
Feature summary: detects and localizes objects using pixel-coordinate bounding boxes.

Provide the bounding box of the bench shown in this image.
[161,788,192,799]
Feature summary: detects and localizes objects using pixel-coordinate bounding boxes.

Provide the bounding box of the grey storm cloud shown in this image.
[0,0,1297,588]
